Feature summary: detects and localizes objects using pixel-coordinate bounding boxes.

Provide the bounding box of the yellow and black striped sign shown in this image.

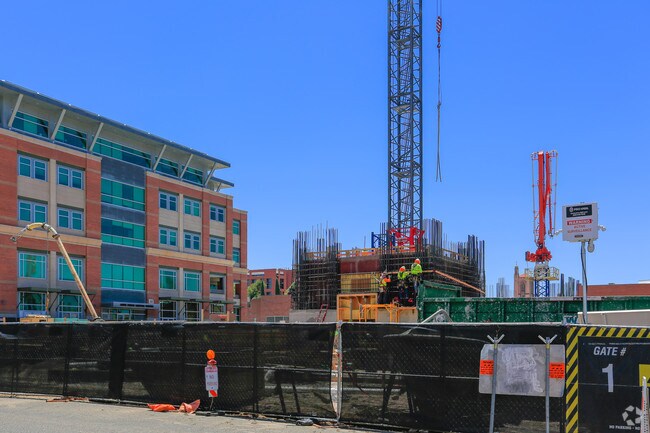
[565,325,650,433]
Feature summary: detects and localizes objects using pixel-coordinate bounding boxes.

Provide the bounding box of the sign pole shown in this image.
[487,333,504,433]
[539,334,558,433]
[581,241,588,324]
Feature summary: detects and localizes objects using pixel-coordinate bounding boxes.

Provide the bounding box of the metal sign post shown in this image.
[487,333,504,433]
[539,334,558,433]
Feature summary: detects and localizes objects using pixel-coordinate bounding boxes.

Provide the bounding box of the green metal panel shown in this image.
[475,299,504,322]
[449,298,476,322]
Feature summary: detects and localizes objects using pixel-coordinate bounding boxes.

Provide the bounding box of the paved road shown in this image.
[0,396,379,433]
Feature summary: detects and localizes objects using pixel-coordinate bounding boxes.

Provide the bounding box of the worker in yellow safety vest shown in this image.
[397,266,410,304]
[378,271,391,304]
[410,258,423,293]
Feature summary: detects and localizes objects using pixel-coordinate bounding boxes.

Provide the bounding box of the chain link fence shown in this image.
[0,322,565,432]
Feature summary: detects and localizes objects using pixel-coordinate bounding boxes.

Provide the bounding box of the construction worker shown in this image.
[410,258,423,294]
[397,266,410,304]
[378,271,391,304]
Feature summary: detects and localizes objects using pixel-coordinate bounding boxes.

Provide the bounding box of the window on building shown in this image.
[18,292,46,312]
[156,158,179,177]
[184,231,201,251]
[159,300,177,321]
[57,165,84,189]
[209,204,225,222]
[101,179,144,210]
[210,303,226,314]
[184,271,201,292]
[159,268,177,290]
[12,112,49,137]
[233,306,241,322]
[58,207,83,231]
[101,218,145,248]
[101,308,145,321]
[58,294,83,318]
[209,236,225,255]
[101,263,145,291]
[159,191,177,211]
[267,316,289,323]
[58,256,84,282]
[233,248,241,265]
[266,278,272,294]
[159,227,177,247]
[94,137,152,168]
[182,167,203,185]
[18,252,47,279]
[18,200,47,223]
[233,219,241,235]
[184,301,200,321]
[184,198,201,217]
[18,155,48,181]
[55,125,87,149]
[210,274,226,294]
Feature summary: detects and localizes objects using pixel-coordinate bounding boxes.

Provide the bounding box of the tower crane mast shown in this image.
[524,150,559,297]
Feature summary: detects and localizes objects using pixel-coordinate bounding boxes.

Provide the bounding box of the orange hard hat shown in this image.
[414,259,421,264]
[399,266,406,272]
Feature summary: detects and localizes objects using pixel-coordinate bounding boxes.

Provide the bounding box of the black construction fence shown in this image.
[0,321,566,433]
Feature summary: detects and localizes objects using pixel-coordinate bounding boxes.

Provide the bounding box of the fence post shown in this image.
[538,334,558,433]
[63,325,73,396]
[642,376,649,433]
[487,333,504,433]
[108,324,128,400]
[253,324,259,413]
[336,321,343,422]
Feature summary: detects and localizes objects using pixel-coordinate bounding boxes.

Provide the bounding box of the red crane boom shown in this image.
[526,151,557,263]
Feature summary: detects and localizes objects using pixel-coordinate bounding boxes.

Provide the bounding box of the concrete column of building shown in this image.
[178,193,184,253]
[48,159,57,224]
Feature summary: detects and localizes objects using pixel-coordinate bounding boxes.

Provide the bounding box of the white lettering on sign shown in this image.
[594,346,619,356]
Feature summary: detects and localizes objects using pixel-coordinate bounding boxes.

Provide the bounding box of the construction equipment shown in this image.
[11,222,100,321]
[524,151,559,297]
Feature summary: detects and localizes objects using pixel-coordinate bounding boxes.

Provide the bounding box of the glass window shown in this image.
[58,207,83,230]
[159,268,177,290]
[209,236,225,255]
[94,138,151,168]
[58,294,83,318]
[159,300,177,320]
[159,227,177,247]
[18,252,47,279]
[12,112,49,138]
[101,263,145,290]
[18,200,47,223]
[58,256,84,282]
[55,125,87,149]
[18,292,46,311]
[156,158,179,177]
[184,198,201,217]
[184,302,200,321]
[233,219,241,235]
[18,155,48,181]
[184,271,201,292]
[233,248,240,265]
[159,192,177,211]
[56,165,84,189]
[101,179,145,211]
[184,231,201,251]
[210,274,226,294]
[210,303,226,314]
[210,204,225,222]
[101,218,145,248]
[182,167,203,185]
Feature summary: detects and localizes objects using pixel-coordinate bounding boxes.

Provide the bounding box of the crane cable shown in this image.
[435,0,443,182]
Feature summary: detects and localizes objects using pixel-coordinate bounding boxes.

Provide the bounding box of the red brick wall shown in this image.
[247,268,294,296]
[577,283,650,297]
[241,295,291,322]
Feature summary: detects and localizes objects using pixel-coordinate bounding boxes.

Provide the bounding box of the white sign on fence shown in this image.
[205,365,219,397]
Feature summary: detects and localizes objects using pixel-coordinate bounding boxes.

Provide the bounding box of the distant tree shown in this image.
[275,277,281,295]
[247,280,264,300]
[285,282,296,296]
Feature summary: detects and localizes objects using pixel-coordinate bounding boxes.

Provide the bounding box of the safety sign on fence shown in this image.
[478,344,565,397]
[566,326,650,433]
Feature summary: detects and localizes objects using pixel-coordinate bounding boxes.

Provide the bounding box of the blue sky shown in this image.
[3,1,649,290]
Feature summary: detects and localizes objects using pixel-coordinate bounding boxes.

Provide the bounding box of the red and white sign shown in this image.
[562,203,598,242]
[205,365,219,397]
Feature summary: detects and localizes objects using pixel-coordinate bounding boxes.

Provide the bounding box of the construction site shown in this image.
[1,1,650,433]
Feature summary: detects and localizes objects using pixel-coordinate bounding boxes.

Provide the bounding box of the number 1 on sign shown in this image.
[602,363,614,393]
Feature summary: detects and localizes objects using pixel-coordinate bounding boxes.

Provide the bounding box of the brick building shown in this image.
[247,268,293,296]
[0,81,247,321]
[577,282,650,297]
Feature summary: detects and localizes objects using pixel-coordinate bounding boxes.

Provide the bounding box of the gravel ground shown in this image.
[0,395,381,433]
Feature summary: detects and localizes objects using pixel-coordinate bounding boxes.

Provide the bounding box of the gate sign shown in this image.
[205,365,219,397]
[562,203,598,242]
